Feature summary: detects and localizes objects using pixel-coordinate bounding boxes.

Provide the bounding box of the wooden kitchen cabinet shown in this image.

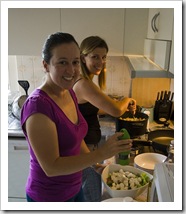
[8,138,29,202]
[147,8,174,40]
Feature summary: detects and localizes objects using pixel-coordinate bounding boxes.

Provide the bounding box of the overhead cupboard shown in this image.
[8,8,148,56]
[147,8,174,40]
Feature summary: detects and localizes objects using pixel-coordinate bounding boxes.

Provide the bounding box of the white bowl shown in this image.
[134,153,167,174]
[101,164,153,198]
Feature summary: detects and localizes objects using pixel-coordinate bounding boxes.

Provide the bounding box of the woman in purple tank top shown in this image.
[21,32,132,202]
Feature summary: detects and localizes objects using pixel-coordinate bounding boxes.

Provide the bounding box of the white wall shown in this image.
[8,55,132,97]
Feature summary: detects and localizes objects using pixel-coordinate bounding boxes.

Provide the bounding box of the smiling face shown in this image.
[82,47,107,76]
[43,42,80,90]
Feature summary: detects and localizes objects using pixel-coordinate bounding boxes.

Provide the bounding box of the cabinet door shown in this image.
[60,8,125,56]
[169,24,174,74]
[147,8,174,40]
[8,8,60,55]
[8,138,29,200]
[124,8,149,55]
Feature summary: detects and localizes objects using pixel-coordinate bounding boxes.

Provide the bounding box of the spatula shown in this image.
[18,80,30,96]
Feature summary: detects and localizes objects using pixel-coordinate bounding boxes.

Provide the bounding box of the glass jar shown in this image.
[166,140,174,163]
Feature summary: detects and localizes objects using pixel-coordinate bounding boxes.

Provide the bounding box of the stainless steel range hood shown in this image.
[125,39,174,78]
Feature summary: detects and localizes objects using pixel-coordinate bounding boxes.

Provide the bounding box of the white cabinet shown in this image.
[169,24,174,74]
[8,8,125,56]
[8,137,29,202]
[8,8,60,55]
[147,8,174,40]
[8,8,148,56]
[60,8,125,56]
[124,8,148,55]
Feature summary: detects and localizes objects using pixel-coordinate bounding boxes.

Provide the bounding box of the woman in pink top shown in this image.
[21,32,132,202]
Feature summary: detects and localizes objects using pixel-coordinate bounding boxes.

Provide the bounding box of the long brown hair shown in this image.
[80,36,108,90]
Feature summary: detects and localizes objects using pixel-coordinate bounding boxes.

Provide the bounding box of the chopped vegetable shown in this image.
[106,169,150,190]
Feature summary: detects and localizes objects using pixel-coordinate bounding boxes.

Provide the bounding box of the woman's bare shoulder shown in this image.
[73,76,95,90]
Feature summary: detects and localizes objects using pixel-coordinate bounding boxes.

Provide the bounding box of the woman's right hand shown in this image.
[98,132,132,160]
[127,99,136,113]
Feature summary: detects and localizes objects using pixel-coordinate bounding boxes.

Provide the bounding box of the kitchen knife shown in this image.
[170,92,174,101]
[163,91,167,100]
[167,91,171,100]
[156,92,160,100]
[160,91,164,100]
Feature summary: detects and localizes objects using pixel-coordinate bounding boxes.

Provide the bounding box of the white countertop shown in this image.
[8,129,25,138]
[8,112,24,137]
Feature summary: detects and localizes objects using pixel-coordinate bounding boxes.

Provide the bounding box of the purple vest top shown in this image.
[21,89,88,201]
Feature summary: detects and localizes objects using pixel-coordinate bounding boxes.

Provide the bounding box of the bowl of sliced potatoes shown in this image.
[102,164,153,198]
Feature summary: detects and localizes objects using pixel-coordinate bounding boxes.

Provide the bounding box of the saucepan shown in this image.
[12,80,30,120]
[115,110,149,138]
[132,128,174,156]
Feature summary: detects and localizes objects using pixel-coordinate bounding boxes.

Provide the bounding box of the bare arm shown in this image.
[73,78,136,117]
[25,113,132,177]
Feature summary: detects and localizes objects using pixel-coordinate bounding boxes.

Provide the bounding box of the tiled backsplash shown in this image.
[8,56,132,97]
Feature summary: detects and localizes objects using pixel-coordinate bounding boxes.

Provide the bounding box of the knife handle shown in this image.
[160,91,163,100]
[171,92,174,101]
[167,91,171,100]
[164,91,167,100]
[156,92,160,100]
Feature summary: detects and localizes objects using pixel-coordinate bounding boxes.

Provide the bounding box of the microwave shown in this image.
[148,163,174,202]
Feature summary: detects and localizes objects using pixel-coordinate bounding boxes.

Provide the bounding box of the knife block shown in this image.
[154,100,172,123]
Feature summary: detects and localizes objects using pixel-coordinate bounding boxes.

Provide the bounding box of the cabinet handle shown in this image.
[151,14,156,32]
[154,12,160,32]
[14,146,28,151]
[151,12,160,33]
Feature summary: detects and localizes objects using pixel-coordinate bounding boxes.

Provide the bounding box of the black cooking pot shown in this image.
[116,111,149,138]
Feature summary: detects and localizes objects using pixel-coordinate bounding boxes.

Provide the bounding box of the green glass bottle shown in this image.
[117,128,131,165]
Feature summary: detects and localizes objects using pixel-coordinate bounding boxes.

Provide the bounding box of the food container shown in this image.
[101,164,153,198]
